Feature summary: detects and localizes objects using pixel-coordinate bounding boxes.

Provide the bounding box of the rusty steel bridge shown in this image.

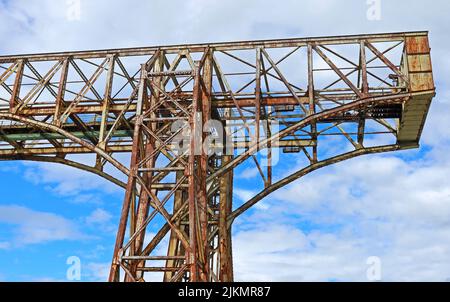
[0,31,435,282]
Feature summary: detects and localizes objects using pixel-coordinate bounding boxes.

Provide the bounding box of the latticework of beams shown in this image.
[0,31,435,282]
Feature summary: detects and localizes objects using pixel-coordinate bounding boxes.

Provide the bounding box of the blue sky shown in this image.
[1,0,450,281]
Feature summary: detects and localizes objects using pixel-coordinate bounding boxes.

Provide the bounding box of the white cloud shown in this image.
[84,262,110,282]
[81,244,107,260]
[0,205,85,246]
[85,209,112,225]
[233,225,366,282]
[270,150,450,224]
[236,167,260,180]
[232,139,450,281]
[233,220,450,282]
[84,208,115,233]
[234,188,257,202]
[0,241,11,250]
[22,160,120,198]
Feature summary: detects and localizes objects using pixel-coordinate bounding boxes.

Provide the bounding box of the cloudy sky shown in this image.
[0,0,450,282]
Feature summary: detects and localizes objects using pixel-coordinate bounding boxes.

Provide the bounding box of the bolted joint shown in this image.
[130,166,139,177]
[135,115,144,126]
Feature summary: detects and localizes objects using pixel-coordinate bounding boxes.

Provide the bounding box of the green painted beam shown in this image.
[0,130,133,141]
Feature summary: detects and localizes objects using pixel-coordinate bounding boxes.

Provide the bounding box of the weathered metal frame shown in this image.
[0,31,435,282]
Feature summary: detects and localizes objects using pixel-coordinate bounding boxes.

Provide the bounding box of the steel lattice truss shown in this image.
[0,32,435,282]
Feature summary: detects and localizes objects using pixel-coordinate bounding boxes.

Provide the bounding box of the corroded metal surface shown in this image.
[0,31,435,282]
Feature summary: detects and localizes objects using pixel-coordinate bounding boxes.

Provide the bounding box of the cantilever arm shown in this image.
[209,92,413,184]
